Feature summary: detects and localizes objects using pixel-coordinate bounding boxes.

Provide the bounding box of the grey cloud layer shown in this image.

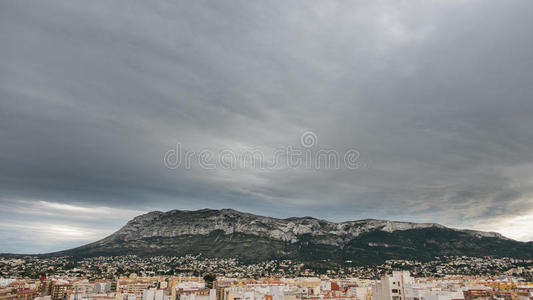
[1,0,533,252]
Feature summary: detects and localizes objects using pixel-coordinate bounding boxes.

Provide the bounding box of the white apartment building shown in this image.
[143,289,171,300]
[348,286,371,300]
[372,271,414,300]
[177,289,215,300]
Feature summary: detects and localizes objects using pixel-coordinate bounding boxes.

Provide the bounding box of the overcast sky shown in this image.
[1,0,533,253]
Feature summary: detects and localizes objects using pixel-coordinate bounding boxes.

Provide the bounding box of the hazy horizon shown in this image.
[1,206,529,255]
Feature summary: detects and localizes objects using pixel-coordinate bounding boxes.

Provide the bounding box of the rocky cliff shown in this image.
[53,209,533,264]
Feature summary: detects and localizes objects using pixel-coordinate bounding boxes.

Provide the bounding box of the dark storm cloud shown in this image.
[1,0,533,252]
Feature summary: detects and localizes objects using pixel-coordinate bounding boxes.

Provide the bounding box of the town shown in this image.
[1,255,532,300]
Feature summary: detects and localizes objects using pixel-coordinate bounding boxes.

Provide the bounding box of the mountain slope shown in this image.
[53,209,533,264]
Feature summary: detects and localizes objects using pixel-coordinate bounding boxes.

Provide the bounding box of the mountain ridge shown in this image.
[42,208,533,264]
[113,208,507,242]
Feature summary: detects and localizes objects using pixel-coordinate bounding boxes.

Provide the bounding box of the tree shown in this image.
[203,274,216,289]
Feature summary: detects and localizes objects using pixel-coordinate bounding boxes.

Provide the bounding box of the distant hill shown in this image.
[50,209,533,264]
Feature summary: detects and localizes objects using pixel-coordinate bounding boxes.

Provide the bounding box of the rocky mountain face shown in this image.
[54,209,533,264]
